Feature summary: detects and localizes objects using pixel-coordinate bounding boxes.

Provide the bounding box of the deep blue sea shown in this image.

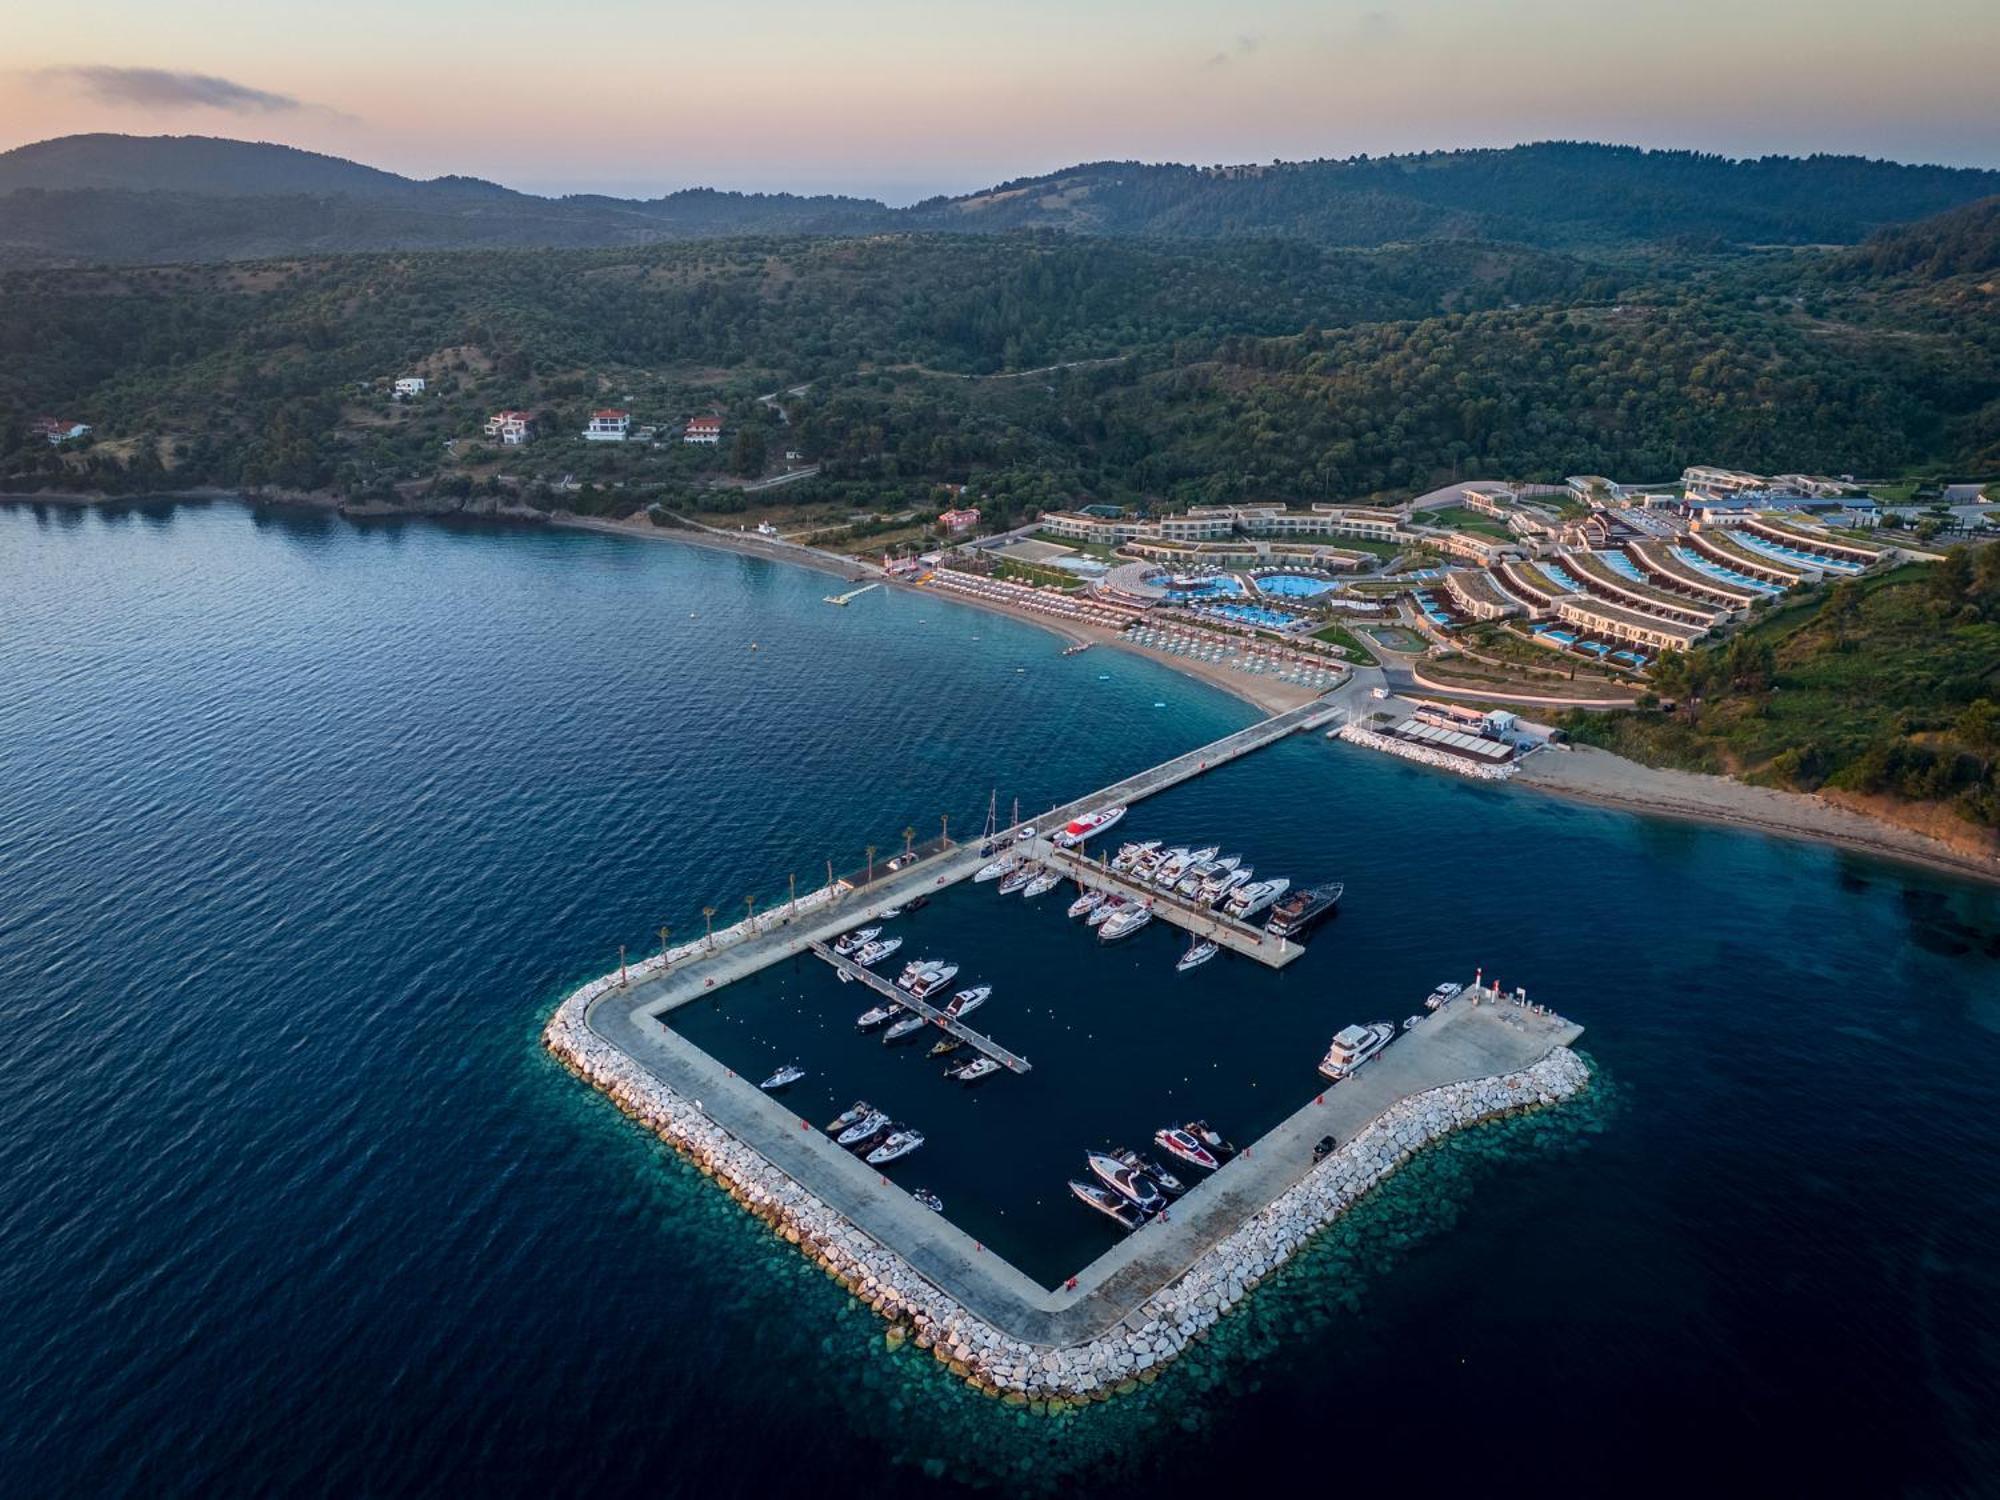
[3,499,1998,1497]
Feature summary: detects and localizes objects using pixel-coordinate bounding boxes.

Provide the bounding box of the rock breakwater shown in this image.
[545,978,1589,1401]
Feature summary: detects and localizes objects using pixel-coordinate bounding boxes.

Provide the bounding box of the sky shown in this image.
[6,0,1998,202]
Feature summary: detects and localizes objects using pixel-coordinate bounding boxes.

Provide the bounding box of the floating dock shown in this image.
[824,582,880,606]
[806,940,1032,1073]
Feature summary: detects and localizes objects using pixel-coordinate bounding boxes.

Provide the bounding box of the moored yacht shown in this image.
[1424,980,1464,1009]
[1317,1021,1395,1080]
[1205,867,1251,905]
[972,857,1015,884]
[943,985,990,1020]
[1109,839,1160,873]
[1067,889,1106,920]
[1097,904,1153,942]
[1114,1147,1185,1197]
[907,962,959,1000]
[913,1188,944,1212]
[1069,1178,1143,1230]
[1087,1151,1165,1213]
[883,1013,929,1042]
[827,1100,872,1133]
[1175,938,1218,973]
[948,1057,1000,1083]
[996,865,1036,895]
[1052,805,1127,848]
[759,1063,806,1091]
[1153,1126,1221,1172]
[1264,881,1343,939]
[1085,895,1125,928]
[896,959,943,991]
[1225,877,1291,921]
[855,1002,902,1029]
[836,1109,890,1146]
[851,935,902,967]
[833,926,881,957]
[1021,866,1064,898]
[866,1128,925,1165]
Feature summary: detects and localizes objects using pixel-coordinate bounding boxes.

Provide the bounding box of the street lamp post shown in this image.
[865,845,876,884]
[659,924,671,964]
[619,944,628,986]
[703,906,717,948]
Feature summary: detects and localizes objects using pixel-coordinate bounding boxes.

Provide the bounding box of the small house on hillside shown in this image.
[584,410,631,442]
[683,416,722,446]
[393,377,427,398]
[31,416,92,446]
[484,411,533,445]
[938,507,982,535]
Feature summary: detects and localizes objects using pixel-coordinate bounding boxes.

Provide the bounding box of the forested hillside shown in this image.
[4,134,1996,266]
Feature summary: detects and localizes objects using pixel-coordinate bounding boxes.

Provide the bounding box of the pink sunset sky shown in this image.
[7,0,1997,201]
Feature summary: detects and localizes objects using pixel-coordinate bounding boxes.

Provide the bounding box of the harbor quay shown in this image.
[1042,846,1304,967]
[550,979,1586,1399]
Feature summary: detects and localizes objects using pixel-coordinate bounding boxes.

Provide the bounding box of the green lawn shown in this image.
[1312,623,1379,666]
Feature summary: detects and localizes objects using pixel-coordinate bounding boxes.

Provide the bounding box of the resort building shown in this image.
[483,411,533,445]
[683,416,722,445]
[1443,568,1525,621]
[938,507,982,535]
[1554,594,1708,653]
[1681,465,1766,500]
[1039,503,1419,552]
[30,416,91,445]
[1567,551,1730,630]
[393,377,427,398]
[1431,529,1524,567]
[584,410,632,442]
[1566,475,1632,504]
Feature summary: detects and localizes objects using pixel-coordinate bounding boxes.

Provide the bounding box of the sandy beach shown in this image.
[1516,745,1999,887]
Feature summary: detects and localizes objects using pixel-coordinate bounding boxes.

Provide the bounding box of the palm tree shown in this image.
[745,894,757,930]
[658,924,671,963]
[902,825,916,859]
[702,906,717,948]
[865,844,876,883]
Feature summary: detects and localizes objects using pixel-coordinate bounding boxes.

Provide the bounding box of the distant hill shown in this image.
[1834,195,2000,280]
[2,134,1997,265]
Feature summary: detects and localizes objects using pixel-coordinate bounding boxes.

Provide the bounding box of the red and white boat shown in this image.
[1052,805,1126,848]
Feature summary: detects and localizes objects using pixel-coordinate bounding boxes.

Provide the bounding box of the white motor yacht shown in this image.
[1317,1021,1394,1081]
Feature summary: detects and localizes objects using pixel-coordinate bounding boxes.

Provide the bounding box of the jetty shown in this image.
[1041,849,1304,967]
[806,940,1032,1073]
[824,582,880,606]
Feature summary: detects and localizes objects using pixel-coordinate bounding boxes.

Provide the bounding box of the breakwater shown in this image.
[1336,721,1519,781]
[544,978,1589,1401]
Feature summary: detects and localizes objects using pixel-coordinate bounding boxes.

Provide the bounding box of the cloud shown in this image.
[1355,11,1404,45]
[34,66,305,114]
[1206,34,1263,68]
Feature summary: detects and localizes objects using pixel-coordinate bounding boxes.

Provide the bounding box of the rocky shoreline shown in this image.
[544,978,1590,1402]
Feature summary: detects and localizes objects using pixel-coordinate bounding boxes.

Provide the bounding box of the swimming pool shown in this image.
[1670,546,1782,594]
[1731,530,1866,574]
[1253,573,1338,599]
[1600,551,1648,583]
[1202,601,1306,631]
[1163,574,1247,601]
[1541,563,1584,592]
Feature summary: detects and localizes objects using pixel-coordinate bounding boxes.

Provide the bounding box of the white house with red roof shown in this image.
[484,411,533,445]
[31,416,92,445]
[583,409,631,442]
[682,415,723,445]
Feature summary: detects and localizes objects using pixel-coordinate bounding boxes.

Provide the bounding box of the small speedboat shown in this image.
[1154,1126,1220,1172]
[837,1109,890,1146]
[877,906,904,920]
[827,1100,872,1133]
[943,985,990,1020]
[759,1063,806,1091]
[833,926,881,957]
[997,865,1035,895]
[952,1057,1000,1083]
[866,1129,925,1165]
[856,1002,902,1029]
[1022,867,1064,899]
[1069,1178,1143,1230]
[1086,1152,1164,1213]
[883,1014,929,1043]
[1067,889,1106,919]
[904,895,928,912]
[913,1188,944,1213]
[927,1037,964,1058]
[1402,1014,1426,1031]
[1185,1119,1237,1159]
[1176,939,1218,973]
[1424,981,1464,1009]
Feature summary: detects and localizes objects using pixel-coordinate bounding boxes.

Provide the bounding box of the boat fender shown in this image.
[801,1120,810,1130]
[1315,1094,1324,1105]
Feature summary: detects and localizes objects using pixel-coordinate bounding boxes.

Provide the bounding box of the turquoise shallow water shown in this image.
[2,499,1998,1496]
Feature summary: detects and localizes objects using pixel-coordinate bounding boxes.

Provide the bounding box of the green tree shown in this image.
[729,426,767,478]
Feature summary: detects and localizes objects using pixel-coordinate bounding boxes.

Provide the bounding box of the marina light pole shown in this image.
[865,845,876,884]
[903,825,915,859]
[745,894,757,931]
[618,944,627,987]
[788,872,797,917]
[659,924,671,964]
[940,813,949,847]
[703,906,717,949]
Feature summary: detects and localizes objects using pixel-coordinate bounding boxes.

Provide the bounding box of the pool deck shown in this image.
[588,974,1578,1344]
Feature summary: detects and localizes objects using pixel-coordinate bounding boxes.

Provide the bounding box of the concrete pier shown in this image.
[1040,847,1305,968]
[805,940,1033,1073]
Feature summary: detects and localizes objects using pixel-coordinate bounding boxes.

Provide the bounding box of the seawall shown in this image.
[543,979,1590,1402]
